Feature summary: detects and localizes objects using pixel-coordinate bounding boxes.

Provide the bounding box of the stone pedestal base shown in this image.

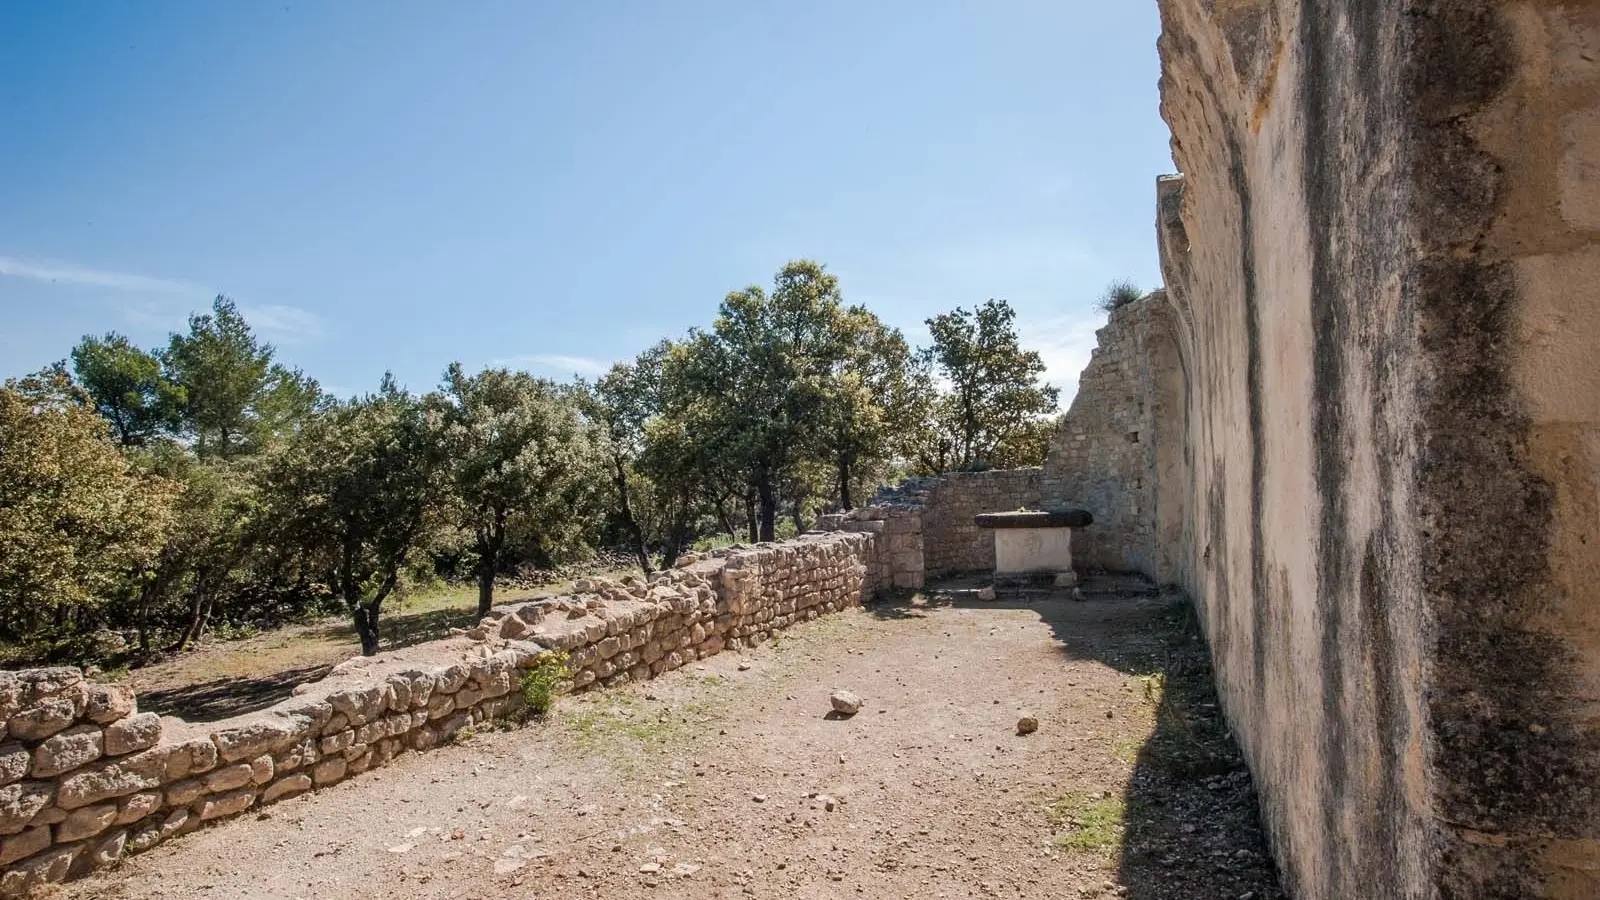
[993,526,1073,580]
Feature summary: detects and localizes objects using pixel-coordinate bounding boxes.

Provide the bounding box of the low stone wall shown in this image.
[826,505,924,590]
[920,469,1041,575]
[0,531,876,896]
[822,469,1041,587]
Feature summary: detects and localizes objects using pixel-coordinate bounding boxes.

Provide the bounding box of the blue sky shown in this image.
[0,1,1171,402]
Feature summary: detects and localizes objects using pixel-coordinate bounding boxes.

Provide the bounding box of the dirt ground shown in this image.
[55,579,1285,900]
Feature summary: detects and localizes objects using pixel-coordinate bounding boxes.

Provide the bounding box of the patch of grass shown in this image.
[1098,279,1144,313]
[1110,736,1143,765]
[558,692,722,764]
[1047,793,1128,853]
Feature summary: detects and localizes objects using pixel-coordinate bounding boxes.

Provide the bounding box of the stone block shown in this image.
[311,757,346,786]
[85,827,127,868]
[0,746,27,788]
[114,791,162,826]
[0,782,54,835]
[164,779,205,807]
[249,754,274,785]
[261,773,311,803]
[31,725,103,779]
[196,788,255,821]
[202,763,253,793]
[81,684,136,726]
[210,715,308,764]
[0,842,78,896]
[0,825,50,867]
[103,712,161,756]
[56,802,117,842]
[7,697,78,742]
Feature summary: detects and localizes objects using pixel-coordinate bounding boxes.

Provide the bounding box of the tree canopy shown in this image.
[0,367,180,651]
[916,299,1060,472]
[0,263,1072,665]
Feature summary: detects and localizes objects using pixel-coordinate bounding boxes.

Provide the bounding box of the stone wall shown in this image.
[920,469,1042,575]
[0,531,877,896]
[1042,293,1186,581]
[1153,2,1600,897]
[826,505,925,590]
[820,469,1042,586]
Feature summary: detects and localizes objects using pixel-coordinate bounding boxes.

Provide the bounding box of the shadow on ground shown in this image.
[309,605,483,652]
[868,575,1286,900]
[137,662,337,721]
[138,606,484,722]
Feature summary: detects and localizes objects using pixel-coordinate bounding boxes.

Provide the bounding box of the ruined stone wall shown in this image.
[826,505,925,590]
[824,470,1042,585]
[920,469,1042,576]
[1042,294,1187,582]
[0,531,876,896]
[1155,1,1600,897]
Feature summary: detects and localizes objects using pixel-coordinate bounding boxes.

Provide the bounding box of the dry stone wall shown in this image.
[0,531,877,896]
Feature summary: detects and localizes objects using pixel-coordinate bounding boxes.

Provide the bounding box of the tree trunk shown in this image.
[172,572,214,653]
[476,564,495,619]
[612,456,653,573]
[838,455,854,511]
[755,474,777,543]
[352,604,381,656]
[744,491,759,544]
[662,492,692,568]
[714,496,739,540]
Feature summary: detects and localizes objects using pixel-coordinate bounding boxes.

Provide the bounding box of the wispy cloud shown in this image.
[1024,310,1105,406]
[490,353,612,376]
[0,255,204,294]
[242,304,326,345]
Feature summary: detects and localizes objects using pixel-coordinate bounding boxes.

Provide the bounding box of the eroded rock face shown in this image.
[1153,1,1600,897]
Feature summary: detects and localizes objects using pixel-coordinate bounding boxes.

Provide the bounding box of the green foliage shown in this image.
[517,651,571,718]
[0,367,181,648]
[164,295,325,458]
[436,365,603,615]
[258,376,448,655]
[3,262,1076,666]
[1099,279,1143,313]
[70,333,185,447]
[915,299,1060,472]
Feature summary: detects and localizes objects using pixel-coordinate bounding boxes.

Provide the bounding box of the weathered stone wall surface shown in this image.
[0,531,876,896]
[1042,293,1187,581]
[920,469,1042,575]
[822,470,1042,585]
[825,505,925,590]
[1155,1,1600,897]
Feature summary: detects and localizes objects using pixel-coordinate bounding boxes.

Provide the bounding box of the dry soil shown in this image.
[54,579,1285,900]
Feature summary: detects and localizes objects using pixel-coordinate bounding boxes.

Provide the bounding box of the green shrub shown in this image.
[518,651,572,718]
[1098,280,1143,313]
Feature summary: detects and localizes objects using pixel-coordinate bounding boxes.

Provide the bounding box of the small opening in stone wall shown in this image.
[1128,431,1140,443]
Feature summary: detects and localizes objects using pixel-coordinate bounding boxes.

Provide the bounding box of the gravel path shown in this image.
[57,581,1284,900]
